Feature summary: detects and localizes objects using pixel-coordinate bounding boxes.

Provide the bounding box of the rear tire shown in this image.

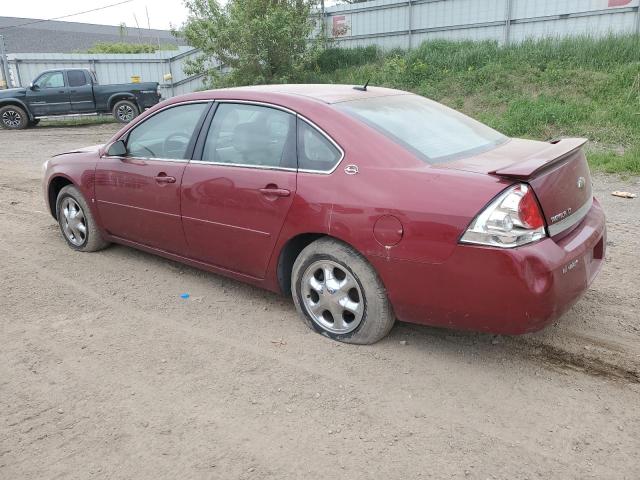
[0,105,29,129]
[56,185,110,252]
[112,100,139,123]
[291,238,395,344]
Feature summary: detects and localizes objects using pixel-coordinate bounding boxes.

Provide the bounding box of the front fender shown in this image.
[0,98,34,120]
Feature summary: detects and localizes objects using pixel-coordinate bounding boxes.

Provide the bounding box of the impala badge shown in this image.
[550,208,572,223]
[344,164,359,175]
[577,177,586,189]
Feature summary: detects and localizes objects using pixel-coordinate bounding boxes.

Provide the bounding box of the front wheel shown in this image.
[0,105,29,129]
[291,238,395,344]
[56,185,110,252]
[112,100,139,123]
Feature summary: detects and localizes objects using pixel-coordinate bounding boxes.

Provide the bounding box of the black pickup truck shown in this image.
[0,68,161,129]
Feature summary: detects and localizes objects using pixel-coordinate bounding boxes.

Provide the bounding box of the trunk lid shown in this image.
[443,138,593,237]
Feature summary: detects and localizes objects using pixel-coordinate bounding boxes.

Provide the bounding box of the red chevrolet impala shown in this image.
[43,85,606,344]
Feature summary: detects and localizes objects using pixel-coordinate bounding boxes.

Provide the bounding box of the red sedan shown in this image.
[43,85,606,344]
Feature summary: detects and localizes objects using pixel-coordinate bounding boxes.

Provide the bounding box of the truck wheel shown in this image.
[112,100,139,123]
[291,238,395,344]
[0,105,29,130]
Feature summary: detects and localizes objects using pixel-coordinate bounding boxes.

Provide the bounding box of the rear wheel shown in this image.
[112,100,139,123]
[291,238,395,344]
[56,185,109,252]
[0,105,28,129]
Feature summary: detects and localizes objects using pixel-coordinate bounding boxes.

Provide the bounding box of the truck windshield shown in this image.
[336,94,507,163]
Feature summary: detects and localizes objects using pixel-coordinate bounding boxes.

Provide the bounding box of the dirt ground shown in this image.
[1,124,639,479]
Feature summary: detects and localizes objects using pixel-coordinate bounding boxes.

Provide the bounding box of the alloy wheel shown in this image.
[2,109,22,128]
[116,104,135,122]
[300,260,364,334]
[60,197,87,246]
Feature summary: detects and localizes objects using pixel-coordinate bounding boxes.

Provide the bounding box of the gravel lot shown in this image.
[1,124,639,479]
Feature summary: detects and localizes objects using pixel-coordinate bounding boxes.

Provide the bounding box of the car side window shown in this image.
[297,120,342,172]
[125,103,209,160]
[68,70,89,87]
[35,72,65,89]
[202,103,296,168]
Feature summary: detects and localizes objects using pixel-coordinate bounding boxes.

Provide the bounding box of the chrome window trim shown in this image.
[189,159,296,172]
[213,99,346,175]
[115,99,213,142]
[100,153,190,163]
[547,196,593,236]
[216,98,297,116]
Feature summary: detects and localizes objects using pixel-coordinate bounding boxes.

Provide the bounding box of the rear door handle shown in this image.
[155,174,176,184]
[259,187,290,197]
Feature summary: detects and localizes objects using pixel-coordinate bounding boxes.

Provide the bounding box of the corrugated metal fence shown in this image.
[3,47,207,97]
[1,1,639,96]
[324,0,640,49]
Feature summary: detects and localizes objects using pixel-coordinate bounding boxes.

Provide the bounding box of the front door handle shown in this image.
[155,173,176,184]
[259,186,290,197]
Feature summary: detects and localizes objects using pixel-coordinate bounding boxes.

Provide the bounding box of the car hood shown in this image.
[53,144,104,157]
[0,87,27,98]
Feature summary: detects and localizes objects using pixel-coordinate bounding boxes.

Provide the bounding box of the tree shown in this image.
[180,0,319,86]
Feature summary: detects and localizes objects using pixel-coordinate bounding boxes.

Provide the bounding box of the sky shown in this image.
[1,0,191,31]
[0,0,343,31]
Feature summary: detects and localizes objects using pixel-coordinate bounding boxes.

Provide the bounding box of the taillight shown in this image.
[460,184,547,248]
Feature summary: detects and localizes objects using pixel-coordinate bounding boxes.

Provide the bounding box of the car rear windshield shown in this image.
[336,94,507,164]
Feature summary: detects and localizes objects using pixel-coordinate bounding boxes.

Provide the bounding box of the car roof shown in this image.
[210,84,410,104]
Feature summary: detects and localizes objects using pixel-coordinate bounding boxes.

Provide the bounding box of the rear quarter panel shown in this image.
[263,100,513,290]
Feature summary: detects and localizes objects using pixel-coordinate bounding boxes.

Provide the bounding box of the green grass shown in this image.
[38,116,117,128]
[300,35,640,174]
[85,42,178,54]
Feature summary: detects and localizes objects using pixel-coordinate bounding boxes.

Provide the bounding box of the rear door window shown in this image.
[297,120,342,172]
[202,103,296,169]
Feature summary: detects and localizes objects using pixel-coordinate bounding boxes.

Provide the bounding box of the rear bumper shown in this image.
[371,198,606,335]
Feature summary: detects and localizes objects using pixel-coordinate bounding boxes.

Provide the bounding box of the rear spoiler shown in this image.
[490,138,588,180]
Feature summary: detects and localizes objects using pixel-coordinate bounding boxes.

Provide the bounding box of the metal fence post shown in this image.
[635,3,640,35]
[408,0,413,50]
[168,58,175,97]
[504,0,513,46]
[0,35,11,89]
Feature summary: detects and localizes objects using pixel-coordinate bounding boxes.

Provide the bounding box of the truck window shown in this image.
[35,72,65,89]
[68,70,89,87]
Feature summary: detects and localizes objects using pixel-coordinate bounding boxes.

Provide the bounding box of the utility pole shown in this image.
[0,35,11,89]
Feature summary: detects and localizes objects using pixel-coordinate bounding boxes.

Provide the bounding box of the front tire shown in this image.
[56,185,109,252]
[0,105,29,129]
[112,100,139,123]
[292,238,395,344]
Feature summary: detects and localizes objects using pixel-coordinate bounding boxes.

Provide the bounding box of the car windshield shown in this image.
[336,94,507,163]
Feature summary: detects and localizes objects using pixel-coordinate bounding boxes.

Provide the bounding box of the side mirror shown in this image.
[107,140,127,157]
[29,82,38,91]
